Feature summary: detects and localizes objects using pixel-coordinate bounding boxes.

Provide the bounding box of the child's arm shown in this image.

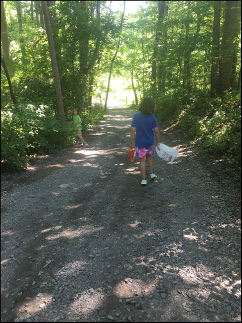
[153,127,159,146]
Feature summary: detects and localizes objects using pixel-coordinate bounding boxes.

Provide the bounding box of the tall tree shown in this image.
[210,1,221,97]
[41,1,65,121]
[15,1,26,65]
[156,1,166,93]
[1,1,12,74]
[218,1,240,95]
[183,1,201,92]
[88,1,101,109]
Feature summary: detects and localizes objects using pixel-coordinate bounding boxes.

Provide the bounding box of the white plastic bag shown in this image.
[155,143,179,162]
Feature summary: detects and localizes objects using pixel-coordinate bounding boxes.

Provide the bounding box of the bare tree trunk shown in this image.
[183,1,201,93]
[87,1,101,110]
[1,58,17,107]
[218,1,240,95]
[237,67,241,91]
[31,1,34,21]
[210,1,221,97]
[1,1,12,74]
[131,67,138,105]
[15,1,26,65]
[35,1,40,27]
[157,1,166,93]
[41,1,65,122]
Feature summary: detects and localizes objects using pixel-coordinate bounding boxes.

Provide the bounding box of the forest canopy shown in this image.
[1,1,241,177]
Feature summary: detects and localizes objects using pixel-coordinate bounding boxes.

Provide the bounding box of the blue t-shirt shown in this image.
[131,112,158,148]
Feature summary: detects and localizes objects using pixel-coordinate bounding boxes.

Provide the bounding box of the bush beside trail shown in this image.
[1,103,106,171]
[154,90,241,181]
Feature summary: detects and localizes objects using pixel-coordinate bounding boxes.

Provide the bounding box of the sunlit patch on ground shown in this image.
[1,258,10,265]
[2,230,15,236]
[45,226,104,241]
[55,260,87,278]
[183,227,198,241]
[15,293,53,319]
[69,288,105,314]
[41,226,62,234]
[129,220,142,228]
[125,167,139,175]
[183,234,198,241]
[179,264,214,284]
[74,150,101,155]
[171,144,193,158]
[215,276,241,297]
[114,278,157,298]
[64,203,83,210]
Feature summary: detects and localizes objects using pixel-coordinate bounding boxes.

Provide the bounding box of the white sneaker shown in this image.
[150,173,157,179]
[141,179,147,185]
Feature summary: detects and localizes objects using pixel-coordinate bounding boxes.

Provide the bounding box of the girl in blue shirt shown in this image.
[129,98,159,185]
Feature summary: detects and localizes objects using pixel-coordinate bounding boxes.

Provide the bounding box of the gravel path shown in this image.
[1,106,241,322]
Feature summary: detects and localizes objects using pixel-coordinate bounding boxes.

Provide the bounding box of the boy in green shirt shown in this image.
[71,109,88,147]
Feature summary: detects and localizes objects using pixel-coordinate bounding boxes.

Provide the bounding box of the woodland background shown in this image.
[1,1,241,179]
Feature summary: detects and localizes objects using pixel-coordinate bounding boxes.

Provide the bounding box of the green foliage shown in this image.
[1,109,29,170]
[1,104,73,170]
[155,90,241,176]
[154,89,190,126]
[195,92,241,167]
[1,103,106,170]
[81,103,107,132]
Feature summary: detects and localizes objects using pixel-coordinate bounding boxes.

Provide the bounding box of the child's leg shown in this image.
[140,156,147,179]
[77,130,84,143]
[146,154,154,174]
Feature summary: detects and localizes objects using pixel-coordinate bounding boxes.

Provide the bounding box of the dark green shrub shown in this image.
[1,110,29,169]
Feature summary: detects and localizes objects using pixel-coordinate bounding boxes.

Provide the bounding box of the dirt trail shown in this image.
[1,106,241,322]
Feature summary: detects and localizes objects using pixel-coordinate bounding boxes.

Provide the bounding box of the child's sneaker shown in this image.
[150,173,157,179]
[83,142,88,147]
[141,179,147,185]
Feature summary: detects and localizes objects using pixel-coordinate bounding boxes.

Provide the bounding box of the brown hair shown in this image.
[139,97,155,115]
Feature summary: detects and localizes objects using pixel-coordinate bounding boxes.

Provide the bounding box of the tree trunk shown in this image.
[131,67,138,105]
[237,67,241,91]
[88,72,94,110]
[230,50,238,89]
[1,1,12,74]
[41,1,65,122]
[151,45,157,96]
[218,1,240,95]
[210,1,221,97]
[15,1,26,65]
[76,1,89,109]
[31,1,34,21]
[157,1,166,93]
[35,1,40,27]
[1,58,17,107]
[87,1,101,109]
[183,2,201,92]
[105,1,125,110]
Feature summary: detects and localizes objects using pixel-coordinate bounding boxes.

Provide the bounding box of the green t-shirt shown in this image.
[73,115,82,130]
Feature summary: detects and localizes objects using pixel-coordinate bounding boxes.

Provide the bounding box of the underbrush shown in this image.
[1,103,106,171]
[155,90,241,179]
